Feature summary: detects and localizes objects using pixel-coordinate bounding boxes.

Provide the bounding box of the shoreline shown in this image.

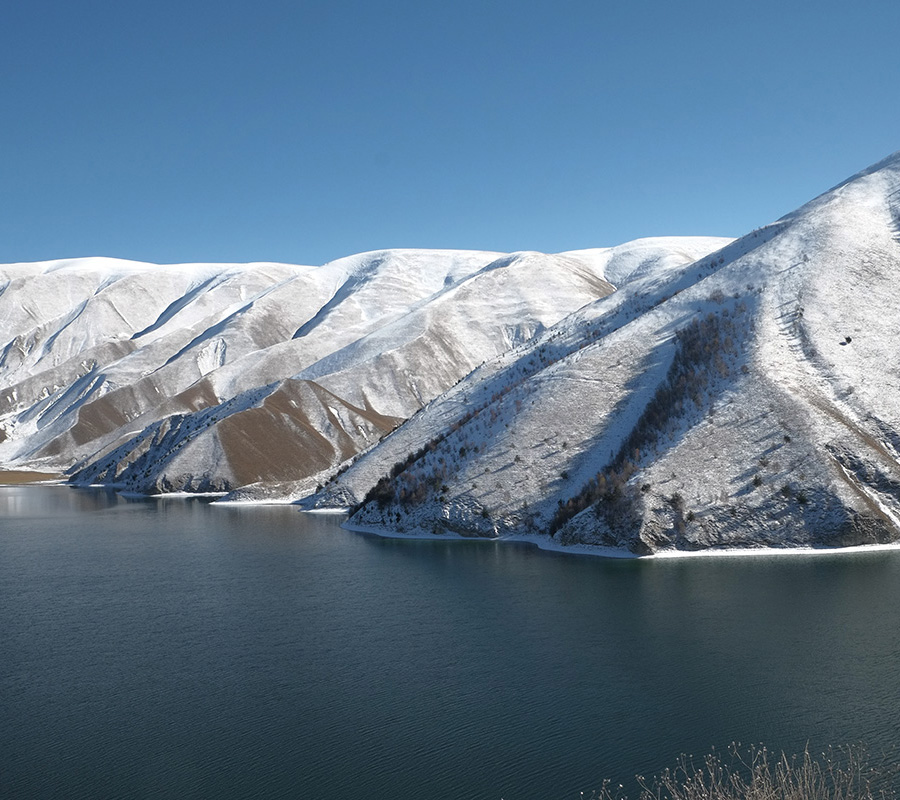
[12,481,900,560]
[341,519,900,560]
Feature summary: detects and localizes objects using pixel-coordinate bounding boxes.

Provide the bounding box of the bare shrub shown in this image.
[588,744,895,800]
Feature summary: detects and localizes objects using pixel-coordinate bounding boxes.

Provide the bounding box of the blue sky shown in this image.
[2,0,898,266]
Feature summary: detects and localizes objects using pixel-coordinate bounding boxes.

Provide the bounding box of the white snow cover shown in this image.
[331,151,900,554]
[1,241,722,498]
[5,149,900,555]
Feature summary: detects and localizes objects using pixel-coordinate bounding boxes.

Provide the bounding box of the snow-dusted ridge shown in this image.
[4,150,900,556]
[4,243,714,497]
[330,151,900,554]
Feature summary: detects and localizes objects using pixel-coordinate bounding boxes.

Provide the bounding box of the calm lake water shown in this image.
[2,485,899,800]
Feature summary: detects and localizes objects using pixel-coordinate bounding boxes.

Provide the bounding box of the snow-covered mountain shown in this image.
[4,150,899,555]
[322,151,900,553]
[0,241,723,496]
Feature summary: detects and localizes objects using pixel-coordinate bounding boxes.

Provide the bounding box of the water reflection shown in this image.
[0,484,120,517]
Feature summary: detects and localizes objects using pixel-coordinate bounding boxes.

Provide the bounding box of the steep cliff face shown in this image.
[340,152,900,553]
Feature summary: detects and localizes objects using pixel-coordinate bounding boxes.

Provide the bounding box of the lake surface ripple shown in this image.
[2,486,898,799]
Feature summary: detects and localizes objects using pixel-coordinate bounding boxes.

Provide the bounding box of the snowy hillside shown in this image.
[333,151,900,553]
[1,242,724,495]
[6,151,898,555]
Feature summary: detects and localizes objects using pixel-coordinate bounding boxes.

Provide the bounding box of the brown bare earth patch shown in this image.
[70,393,131,446]
[0,470,63,484]
[174,378,219,412]
[217,379,402,487]
[66,375,218,451]
[217,388,337,485]
[568,262,616,298]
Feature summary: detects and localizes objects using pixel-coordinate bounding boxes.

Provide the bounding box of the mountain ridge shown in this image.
[328,151,900,553]
[1,240,725,500]
[3,150,900,554]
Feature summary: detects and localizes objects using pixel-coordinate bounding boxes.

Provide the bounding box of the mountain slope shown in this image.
[1,241,728,494]
[338,151,900,553]
[7,151,898,555]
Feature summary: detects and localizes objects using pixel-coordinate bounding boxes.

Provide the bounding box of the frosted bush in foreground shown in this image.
[588,744,896,800]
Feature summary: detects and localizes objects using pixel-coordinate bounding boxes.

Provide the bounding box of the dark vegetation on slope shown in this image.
[550,301,750,539]
[353,323,609,514]
[359,380,522,511]
[347,251,749,519]
[354,296,753,542]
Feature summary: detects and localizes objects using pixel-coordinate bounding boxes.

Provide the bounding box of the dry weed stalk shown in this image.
[589,744,895,800]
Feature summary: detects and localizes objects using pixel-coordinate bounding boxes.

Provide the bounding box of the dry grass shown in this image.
[589,745,896,800]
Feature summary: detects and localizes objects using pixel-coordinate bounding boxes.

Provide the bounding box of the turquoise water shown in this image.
[2,485,899,799]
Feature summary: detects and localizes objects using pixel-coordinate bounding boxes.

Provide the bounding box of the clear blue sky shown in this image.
[2,0,898,266]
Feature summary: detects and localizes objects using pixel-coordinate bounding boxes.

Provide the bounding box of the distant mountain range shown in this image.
[3,151,900,554]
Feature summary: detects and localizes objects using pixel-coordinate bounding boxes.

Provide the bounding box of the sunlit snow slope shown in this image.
[1,243,722,494]
[337,151,900,553]
[9,151,897,554]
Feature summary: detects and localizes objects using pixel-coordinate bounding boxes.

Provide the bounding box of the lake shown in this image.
[2,485,899,799]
